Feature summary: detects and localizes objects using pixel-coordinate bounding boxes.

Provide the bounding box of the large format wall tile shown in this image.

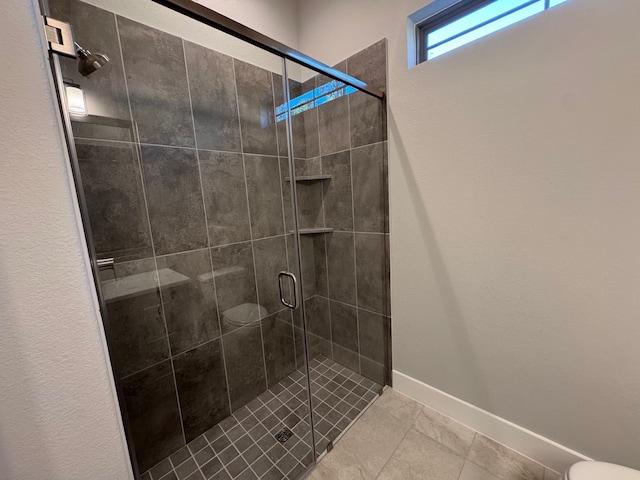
[253,235,288,315]
[358,309,391,385]
[273,72,288,158]
[302,77,320,159]
[347,40,387,148]
[140,145,208,255]
[293,326,306,368]
[358,310,388,366]
[262,310,296,387]
[50,0,133,142]
[305,296,331,341]
[330,301,358,352]
[349,91,386,150]
[122,360,184,472]
[327,232,357,306]
[106,258,168,378]
[296,235,328,299]
[334,341,360,373]
[156,249,220,355]
[244,154,285,239]
[173,339,230,442]
[76,141,152,260]
[352,142,388,233]
[322,151,354,231]
[210,242,259,334]
[311,235,329,298]
[223,325,268,411]
[356,233,389,315]
[318,61,350,155]
[360,353,385,386]
[273,74,307,158]
[280,158,294,233]
[307,331,333,360]
[199,150,251,246]
[184,41,241,152]
[297,181,325,230]
[117,17,194,147]
[235,60,278,156]
[347,40,387,92]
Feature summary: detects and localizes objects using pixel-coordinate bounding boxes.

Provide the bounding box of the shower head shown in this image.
[75,42,110,77]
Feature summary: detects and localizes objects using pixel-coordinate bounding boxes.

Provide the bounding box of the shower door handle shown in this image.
[278,271,298,309]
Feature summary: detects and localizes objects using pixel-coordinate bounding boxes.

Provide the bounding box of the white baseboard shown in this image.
[392,370,591,473]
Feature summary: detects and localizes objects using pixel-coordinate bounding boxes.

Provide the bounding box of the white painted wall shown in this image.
[298,0,640,469]
[0,1,132,479]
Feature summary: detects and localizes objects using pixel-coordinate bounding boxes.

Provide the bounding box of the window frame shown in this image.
[415,0,556,64]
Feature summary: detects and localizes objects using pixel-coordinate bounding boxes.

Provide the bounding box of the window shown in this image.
[412,0,569,64]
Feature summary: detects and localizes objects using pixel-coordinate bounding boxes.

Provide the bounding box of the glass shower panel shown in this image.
[284,58,389,455]
[48,0,314,477]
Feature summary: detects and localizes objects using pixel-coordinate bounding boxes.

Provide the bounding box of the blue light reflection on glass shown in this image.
[426,0,570,60]
[276,81,357,122]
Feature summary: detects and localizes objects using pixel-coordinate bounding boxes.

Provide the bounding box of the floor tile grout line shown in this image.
[372,421,413,480]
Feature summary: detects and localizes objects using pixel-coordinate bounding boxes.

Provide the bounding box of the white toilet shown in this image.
[565,461,640,480]
[221,302,267,330]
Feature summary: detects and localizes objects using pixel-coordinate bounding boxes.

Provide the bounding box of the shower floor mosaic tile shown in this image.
[141,356,382,480]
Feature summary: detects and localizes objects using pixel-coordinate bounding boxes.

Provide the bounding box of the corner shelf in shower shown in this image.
[290,227,334,235]
[285,175,332,182]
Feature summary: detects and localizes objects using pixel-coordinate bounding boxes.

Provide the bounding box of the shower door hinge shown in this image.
[43,16,76,58]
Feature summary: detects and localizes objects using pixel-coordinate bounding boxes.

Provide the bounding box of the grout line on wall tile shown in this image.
[316,80,335,364]
[113,13,189,447]
[232,56,270,396]
[346,89,363,376]
[72,134,291,160]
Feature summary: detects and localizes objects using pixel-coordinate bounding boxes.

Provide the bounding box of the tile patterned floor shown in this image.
[308,389,562,480]
[141,355,382,480]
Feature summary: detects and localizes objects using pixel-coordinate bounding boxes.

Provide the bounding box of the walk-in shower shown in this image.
[40,0,390,478]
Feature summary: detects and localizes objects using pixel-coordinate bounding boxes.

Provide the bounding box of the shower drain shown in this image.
[275,427,294,443]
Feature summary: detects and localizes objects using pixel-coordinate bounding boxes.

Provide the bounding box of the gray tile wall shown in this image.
[52,0,390,472]
[288,40,392,389]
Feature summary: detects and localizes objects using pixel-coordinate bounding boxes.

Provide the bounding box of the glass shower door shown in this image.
[283,59,388,456]
[46,0,316,477]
